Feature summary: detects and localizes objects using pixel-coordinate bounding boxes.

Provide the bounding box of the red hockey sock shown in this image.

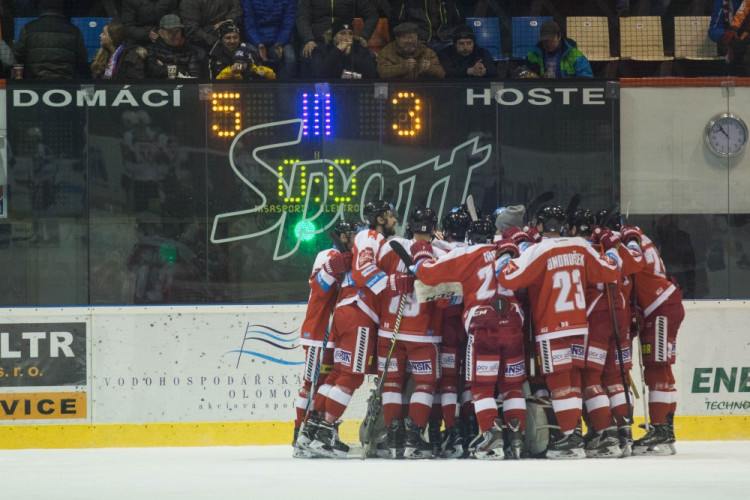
[410,390,434,428]
[546,370,582,434]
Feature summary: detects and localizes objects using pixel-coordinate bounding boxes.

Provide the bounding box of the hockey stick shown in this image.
[361,240,414,458]
[298,230,349,437]
[524,191,555,226]
[565,193,581,219]
[632,277,650,432]
[603,280,634,423]
[465,195,479,221]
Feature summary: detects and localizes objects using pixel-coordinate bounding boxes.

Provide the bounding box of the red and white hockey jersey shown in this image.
[336,228,390,324]
[497,237,620,340]
[628,234,678,317]
[585,241,644,315]
[377,237,442,343]
[299,248,341,348]
[415,244,521,332]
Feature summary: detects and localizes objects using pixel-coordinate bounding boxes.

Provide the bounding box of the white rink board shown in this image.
[0,301,749,426]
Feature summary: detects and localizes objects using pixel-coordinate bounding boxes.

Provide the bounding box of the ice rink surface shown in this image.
[3,442,749,500]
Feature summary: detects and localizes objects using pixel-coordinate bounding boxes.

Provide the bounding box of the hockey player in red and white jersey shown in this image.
[620,224,685,456]
[566,209,644,458]
[308,200,403,458]
[412,219,527,460]
[376,207,443,459]
[293,220,356,458]
[496,206,621,459]
[430,208,472,457]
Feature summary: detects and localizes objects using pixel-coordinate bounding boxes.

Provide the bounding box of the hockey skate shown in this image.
[618,425,633,457]
[427,419,442,458]
[309,420,350,458]
[294,413,321,459]
[380,418,405,459]
[546,428,585,460]
[584,427,622,458]
[403,418,433,459]
[504,418,523,460]
[666,412,677,455]
[469,419,505,460]
[440,426,464,459]
[632,423,674,456]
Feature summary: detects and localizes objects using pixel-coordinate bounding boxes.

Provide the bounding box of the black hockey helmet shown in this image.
[409,206,438,234]
[458,203,483,221]
[333,219,359,237]
[595,209,622,232]
[466,219,495,245]
[441,210,471,241]
[567,208,595,236]
[363,200,395,227]
[533,205,567,235]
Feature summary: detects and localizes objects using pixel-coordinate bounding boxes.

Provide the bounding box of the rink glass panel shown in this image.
[1,80,729,305]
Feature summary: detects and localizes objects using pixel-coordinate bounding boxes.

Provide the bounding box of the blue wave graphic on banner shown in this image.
[231,323,303,367]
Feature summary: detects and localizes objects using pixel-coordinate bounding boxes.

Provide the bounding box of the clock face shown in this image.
[705,114,748,158]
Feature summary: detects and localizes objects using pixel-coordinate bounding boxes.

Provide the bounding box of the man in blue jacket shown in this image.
[525,20,593,78]
[242,0,297,78]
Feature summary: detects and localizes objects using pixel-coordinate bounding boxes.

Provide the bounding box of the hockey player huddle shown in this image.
[292,198,684,460]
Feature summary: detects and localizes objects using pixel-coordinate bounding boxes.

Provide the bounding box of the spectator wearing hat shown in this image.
[179,0,244,50]
[208,21,276,79]
[121,0,179,45]
[12,0,89,79]
[296,0,378,75]
[310,19,377,79]
[525,20,593,78]
[241,0,297,79]
[389,0,463,52]
[146,14,202,78]
[438,24,498,78]
[377,22,445,79]
[494,205,525,234]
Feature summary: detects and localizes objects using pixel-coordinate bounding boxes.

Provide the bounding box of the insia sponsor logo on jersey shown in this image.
[615,347,632,365]
[571,344,585,362]
[505,360,525,378]
[334,348,352,366]
[409,360,433,375]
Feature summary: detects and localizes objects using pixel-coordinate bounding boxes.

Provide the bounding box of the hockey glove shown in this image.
[593,227,621,251]
[495,238,519,259]
[524,226,542,244]
[620,225,642,246]
[323,251,353,275]
[386,273,415,296]
[410,240,433,264]
[502,226,530,246]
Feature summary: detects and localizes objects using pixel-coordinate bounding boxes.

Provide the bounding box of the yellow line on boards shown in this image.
[0,416,748,449]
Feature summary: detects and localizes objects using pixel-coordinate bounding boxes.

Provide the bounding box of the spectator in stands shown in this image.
[438,24,498,78]
[296,0,378,75]
[310,19,377,79]
[208,20,276,79]
[12,0,89,79]
[377,22,445,79]
[615,0,671,17]
[121,0,179,45]
[146,14,202,78]
[241,0,297,79]
[524,20,593,78]
[92,21,146,80]
[0,38,14,78]
[389,0,463,52]
[709,0,750,74]
[179,0,244,51]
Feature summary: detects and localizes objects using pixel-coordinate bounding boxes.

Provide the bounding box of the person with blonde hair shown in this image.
[92,21,147,80]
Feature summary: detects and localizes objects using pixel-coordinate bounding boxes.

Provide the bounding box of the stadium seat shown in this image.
[354,17,390,55]
[466,17,505,61]
[511,16,552,59]
[13,17,35,41]
[566,16,618,61]
[619,16,673,61]
[674,16,722,60]
[71,17,111,62]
